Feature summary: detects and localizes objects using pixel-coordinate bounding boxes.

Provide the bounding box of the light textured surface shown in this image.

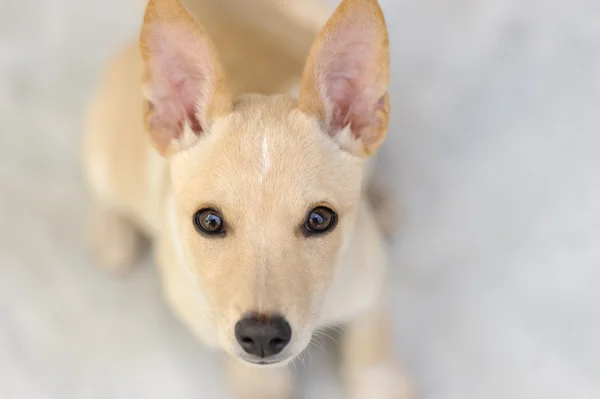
[1,0,599,398]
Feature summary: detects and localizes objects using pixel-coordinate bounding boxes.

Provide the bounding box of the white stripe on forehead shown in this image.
[259,134,271,184]
[257,133,271,308]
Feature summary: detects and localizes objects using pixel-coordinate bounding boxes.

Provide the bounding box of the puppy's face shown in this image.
[141,0,389,365]
[171,96,362,364]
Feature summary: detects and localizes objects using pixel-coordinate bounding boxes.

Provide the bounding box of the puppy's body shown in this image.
[83,0,410,397]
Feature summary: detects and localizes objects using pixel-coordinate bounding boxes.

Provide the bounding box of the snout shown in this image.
[235,314,292,361]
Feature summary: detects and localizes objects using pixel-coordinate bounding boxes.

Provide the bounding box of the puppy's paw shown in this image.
[88,206,145,273]
[347,363,414,399]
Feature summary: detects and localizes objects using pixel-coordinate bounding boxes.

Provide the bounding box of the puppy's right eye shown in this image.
[193,208,225,235]
[304,206,337,236]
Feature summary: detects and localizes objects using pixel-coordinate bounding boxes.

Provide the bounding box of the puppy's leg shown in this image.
[365,176,399,239]
[88,203,145,273]
[342,296,413,399]
[362,160,399,239]
[227,357,293,399]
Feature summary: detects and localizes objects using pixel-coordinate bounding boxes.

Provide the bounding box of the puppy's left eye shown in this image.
[304,206,337,235]
[193,208,225,235]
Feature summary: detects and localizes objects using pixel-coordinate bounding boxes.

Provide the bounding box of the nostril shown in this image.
[239,335,255,350]
[269,337,287,352]
[240,336,253,344]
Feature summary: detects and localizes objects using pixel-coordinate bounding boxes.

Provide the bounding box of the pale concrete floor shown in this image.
[1,0,599,398]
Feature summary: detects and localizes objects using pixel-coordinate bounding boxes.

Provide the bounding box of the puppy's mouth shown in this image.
[237,353,295,368]
[246,358,282,366]
[233,341,313,368]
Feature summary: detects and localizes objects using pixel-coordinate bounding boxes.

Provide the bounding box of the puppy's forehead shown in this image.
[225,94,310,162]
[173,95,361,211]
[212,96,338,183]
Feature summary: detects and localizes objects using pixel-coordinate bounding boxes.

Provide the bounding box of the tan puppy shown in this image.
[83,0,411,397]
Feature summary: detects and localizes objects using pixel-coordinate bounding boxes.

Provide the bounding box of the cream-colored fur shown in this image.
[82,0,410,397]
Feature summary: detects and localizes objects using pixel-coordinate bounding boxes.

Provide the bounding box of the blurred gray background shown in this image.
[1,0,599,398]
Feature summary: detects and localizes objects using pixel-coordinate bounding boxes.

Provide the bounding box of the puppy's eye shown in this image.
[193,209,225,235]
[304,206,337,235]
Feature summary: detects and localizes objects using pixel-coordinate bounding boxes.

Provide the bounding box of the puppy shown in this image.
[83,0,410,397]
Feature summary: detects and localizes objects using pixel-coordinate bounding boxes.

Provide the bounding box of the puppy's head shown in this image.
[140,0,389,366]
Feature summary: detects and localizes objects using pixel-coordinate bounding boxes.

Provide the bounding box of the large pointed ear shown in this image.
[298,0,390,157]
[140,0,232,156]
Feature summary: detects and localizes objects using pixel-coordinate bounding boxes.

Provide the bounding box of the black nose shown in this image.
[235,315,292,358]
